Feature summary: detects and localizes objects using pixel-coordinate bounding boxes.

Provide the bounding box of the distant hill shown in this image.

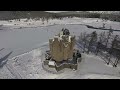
[88,11,120,14]
[54,11,100,18]
[46,11,120,14]
[47,11,120,22]
[0,11,120,22]
[0,11,55,20]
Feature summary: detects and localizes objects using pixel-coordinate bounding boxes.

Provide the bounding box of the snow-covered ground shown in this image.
[0,17,120,79]
[0,17,120,30]
[0,45,120,79]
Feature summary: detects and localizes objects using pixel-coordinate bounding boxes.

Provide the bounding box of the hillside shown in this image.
[53,11,120,22]
[54,11,100,18]
[0,11,55,20]
[0,11,120,22]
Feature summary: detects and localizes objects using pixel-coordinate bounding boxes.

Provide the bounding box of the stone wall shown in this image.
[43,57,81,72]
[49,35,75,62]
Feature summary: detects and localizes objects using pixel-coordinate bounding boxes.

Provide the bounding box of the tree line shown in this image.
[78,30,120,67]
[1,11,120,22]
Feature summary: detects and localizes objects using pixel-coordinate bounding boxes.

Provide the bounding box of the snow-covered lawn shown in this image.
[0,44,120,79]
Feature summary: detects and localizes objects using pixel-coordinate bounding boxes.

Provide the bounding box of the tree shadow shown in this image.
[0,48,4,52]
[0,51,13,68]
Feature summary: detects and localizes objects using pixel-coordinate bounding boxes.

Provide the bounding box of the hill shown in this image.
[0,11,55,20]
[0,11,120,22]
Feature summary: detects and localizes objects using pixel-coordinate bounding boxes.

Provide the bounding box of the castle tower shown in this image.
[43,28,81,72]
[49,30,75,62]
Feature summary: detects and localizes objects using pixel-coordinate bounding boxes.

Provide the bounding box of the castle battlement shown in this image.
[49,32,75,62]
[43,28,81,72]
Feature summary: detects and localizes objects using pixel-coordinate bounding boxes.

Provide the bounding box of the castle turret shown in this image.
[43,28,81,72]
[49,29,75,62]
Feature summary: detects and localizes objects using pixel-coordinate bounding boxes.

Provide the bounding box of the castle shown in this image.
[43,28,81,71]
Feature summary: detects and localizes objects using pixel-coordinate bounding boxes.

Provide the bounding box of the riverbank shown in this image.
[0,17,118,29]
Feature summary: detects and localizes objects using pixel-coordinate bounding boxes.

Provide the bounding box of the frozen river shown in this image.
[0,24,120,59]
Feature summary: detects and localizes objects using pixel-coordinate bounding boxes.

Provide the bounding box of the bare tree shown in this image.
[78,30,120,67]
[105,30,113,48]
[78,32,88,52]
[114,54,120,67]
[95,32,106,55]
[87,31,97,54]
[41,17,45,24]
[107,35,119,65]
